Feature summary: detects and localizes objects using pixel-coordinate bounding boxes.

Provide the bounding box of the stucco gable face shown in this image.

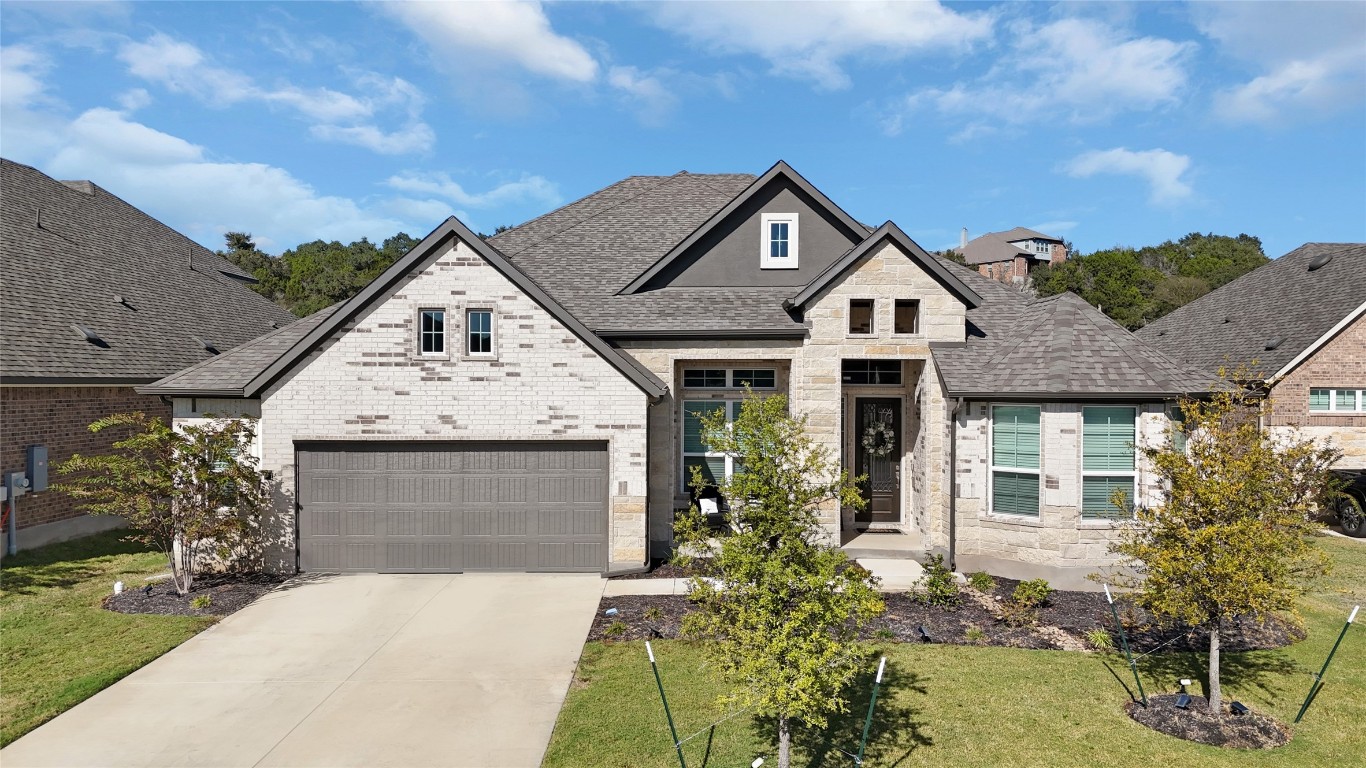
[804,241,967,344]
[641,176,863,291]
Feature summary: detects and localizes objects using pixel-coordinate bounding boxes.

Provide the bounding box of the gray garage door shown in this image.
[296,441,608,573]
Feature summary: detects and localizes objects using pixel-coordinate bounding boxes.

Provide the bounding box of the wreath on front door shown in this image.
[861,420,896,458]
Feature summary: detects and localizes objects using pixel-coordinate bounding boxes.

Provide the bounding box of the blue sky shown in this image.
[2,1,1363,258]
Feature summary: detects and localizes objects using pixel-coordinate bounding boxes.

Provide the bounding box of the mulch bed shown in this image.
[590,571,1305,652]
[104,572,289,617]
[1127,694,1291,749]
[608,560,697,580]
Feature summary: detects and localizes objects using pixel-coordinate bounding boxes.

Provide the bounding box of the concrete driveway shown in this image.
[1,573,605,768]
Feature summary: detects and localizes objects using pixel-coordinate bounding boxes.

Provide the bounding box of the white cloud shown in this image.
[1194,2,1366,124]
[885,17,1193,135]
[378,1,598,83]
[0,44,67,159]
[115,87,151,112]
[1061,148,1193,206]
[385,171,561,210]
[607,66,678,127]
[0,44,55,110]
[36,107,416,250]
[644,0,992,89]
[116,33,432,154]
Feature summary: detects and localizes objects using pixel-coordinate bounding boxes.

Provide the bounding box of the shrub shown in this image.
[1085,628,1114,651]
[964,625,987,645]
[190,595,212,611]
[916,554,960,607]
[1013,579,1053,609]
[967,571,995,593]
[603,620,627,637]
[643,606,664,622]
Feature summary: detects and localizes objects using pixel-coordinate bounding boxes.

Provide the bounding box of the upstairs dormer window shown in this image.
[760,212,799,269]
[1033,240,1050,255]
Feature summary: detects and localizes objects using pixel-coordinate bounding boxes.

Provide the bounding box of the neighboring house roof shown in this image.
[959,227,1062,265]
[932,292,1216,399]
[788,221,982,310]
[1136,243,1366,382]
[0,158,296,384]
[619,161,868,294]
[141,216,668,399]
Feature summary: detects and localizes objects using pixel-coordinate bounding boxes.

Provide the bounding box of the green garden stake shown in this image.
[854,656,887,766]
[647,641,688,768]
[1295,604,1358,724]
[1105,584,1148,707]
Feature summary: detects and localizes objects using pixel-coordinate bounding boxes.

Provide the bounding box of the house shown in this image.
[0,158,297,549]
[1138,243,1366,473]
[957,227,1067,286]
[139,162,1212,587]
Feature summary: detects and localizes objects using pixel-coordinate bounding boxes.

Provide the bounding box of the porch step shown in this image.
[856,558,925,592]
[840,531,926,561]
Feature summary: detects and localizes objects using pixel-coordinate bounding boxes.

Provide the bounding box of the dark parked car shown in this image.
[1331,470,1366,537]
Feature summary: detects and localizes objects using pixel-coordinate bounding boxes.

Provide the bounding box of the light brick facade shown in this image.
[219,238,652,572]
[1265,314,1366,469]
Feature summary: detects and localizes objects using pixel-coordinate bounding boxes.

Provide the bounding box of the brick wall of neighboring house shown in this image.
[250,236,651,572]
[0,386,171,528]
[1050,243,1067,264]
[1266,314,1366,469]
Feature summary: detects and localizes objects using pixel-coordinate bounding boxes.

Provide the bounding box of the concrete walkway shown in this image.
[1,573,605,768]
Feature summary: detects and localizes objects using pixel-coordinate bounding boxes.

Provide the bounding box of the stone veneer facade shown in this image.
[951,401,1172,588]
[621,240,966,553]
[1265,315,1366,469]
[227,237,652,572]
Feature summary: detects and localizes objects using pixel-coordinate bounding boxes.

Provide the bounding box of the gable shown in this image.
[636,175,865,290]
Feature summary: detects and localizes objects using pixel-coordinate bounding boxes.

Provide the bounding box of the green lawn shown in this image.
[0,530,215,746]
[545,535,1366,767]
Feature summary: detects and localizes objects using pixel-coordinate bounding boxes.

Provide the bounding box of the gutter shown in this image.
[597,328,806,341]
[948,397,964,572]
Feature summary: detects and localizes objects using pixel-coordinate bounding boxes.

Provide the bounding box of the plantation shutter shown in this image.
[992,406,1040,469]
[1309,389,1331,411]
[1083,407,1135,471]
[992,471,1040,516]
[1336,389,1358,411]
[683,401,726,453]
[1170,407,1187,454]
[1082,476,1133,518]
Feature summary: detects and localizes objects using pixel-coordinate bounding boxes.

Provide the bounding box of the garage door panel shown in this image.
[297,442,607,573]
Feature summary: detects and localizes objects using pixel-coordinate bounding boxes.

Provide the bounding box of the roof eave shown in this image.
[790,222,983,310]
[598,328,807,340]
[133,385,247,398]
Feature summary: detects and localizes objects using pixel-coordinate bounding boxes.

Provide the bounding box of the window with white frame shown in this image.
[466,309,493,355]
[1309,388,1365,413]
[419,309,445,355]
[990,405,1040,516]
[681,400,741,491]
[682,367,777,390]
[1082,406,1137,520]
[760,212,799,269]
[1033,240,1050,255]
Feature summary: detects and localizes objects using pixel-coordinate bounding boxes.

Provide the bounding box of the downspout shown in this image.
[948,397,964,572]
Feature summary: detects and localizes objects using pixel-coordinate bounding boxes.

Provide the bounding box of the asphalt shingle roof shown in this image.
[1136,243,1366,379]
[959,227,1062,265]
[933,291,1216,398]
[1,159,297,382]
[140,305,339,395]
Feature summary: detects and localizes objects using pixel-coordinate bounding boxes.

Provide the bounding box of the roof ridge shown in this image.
[495,174,682,258]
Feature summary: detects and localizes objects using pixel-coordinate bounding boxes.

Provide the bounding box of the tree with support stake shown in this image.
[1103,584,1147,707]
[1104,379,1339,715]
[1294,605,1359,723]
[673,393,885,768]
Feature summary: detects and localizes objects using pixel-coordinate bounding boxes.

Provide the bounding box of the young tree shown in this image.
[56,413,270,595]
[1106,382,1339,714]
[673,394,884,768]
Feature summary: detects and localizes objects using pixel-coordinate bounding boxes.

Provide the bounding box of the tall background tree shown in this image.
[1106,379,1339,714]
[673,394,884,768]
[220,231,419,317]
[1032,232,1267,329]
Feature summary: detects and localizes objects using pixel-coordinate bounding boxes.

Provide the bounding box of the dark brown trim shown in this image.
[619,160,868,294]
[598,328,807,340]
[2,377,161,386]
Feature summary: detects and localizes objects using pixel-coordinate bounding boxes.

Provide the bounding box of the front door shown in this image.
[853,397,901,524]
